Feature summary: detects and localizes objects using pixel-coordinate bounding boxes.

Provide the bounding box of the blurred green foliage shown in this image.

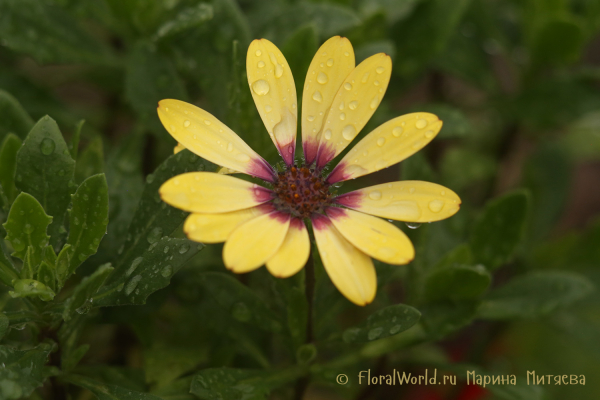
[1,0,600,399]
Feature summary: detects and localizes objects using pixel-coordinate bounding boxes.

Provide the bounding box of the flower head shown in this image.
[157,37,461,306]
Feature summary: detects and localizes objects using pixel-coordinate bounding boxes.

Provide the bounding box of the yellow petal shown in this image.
[315,53,392,168]
[312,215,376,306]
[159,172,272,213]
[184,206,270,244]
[336,181,461,223]
[157,99,275,181]
[266,219,310,278]
[328,113,442,182]
[247,39,297,165]
[326,208,414,265]
[302,36,355,164]
[174,142,185,154]
[224,211,290,273]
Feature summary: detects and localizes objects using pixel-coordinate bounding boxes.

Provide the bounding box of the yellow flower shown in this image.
[156,37,461,306]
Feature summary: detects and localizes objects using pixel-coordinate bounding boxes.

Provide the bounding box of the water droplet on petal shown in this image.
[406,222,421,229]
[374,80,380,86]
[317,72,328,84]
[425,130,435,138]
[339,101,345,110]
[227,142,233,152]
[377,137,385,147]
[326,58,334,67]
[40,137,56,155]
[376,66,385,74]
[252,79,270,96]
[255,50,262,56]
[342,125,356,140]
[392,127,403,137]
[307,115,315,122]
[312,91,323,103]
[258,60,265,68]
[349,101,358,110]
[428,199,444,213]
[370,96,379,109]
[324,129,332,140]
[340,113,346,121]
[183,120,190,127]
[344,82,352,90]
[369,190,382,200]
[416,119,427,129]
[362,72,370,83]
[265,105,272,112]
[204,120,211,126]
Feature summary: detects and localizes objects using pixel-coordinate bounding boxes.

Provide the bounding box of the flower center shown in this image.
[272,165,332,218]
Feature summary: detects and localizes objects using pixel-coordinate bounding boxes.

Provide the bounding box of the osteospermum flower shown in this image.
[157,37,460,306]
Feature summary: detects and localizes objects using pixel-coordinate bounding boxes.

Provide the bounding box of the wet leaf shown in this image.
[342,304,421,343]
[65,174,109,279]
[0,90,34,140]
[108,149,210,281]
[15,116,75,246]
[0,133,22,203]
[64,374,163,400]
[36,261,56,292]
[63,263,113,320]
[0,240,18,287]
[478,271,594,319]
[0,343,53,399]
[3,192,52,266]
[470,190,530,270]
[420,301,478,340]
[9,278,54,301]
[94,237,201,306]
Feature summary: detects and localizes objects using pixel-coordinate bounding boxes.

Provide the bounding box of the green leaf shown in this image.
[0,312,7,340]
[69,119,84,160]
[469,190,530,270]
[0,133,22,203]
[0,241,18,287]
[63,263,113,320]
[523,143,571,242]
[75,136,105,183]
[420,301,478,340]
[3,192,52,266]
[144,345,208,388]
[55,244,72,286]
[423,264,491,302]
[19,246,34,279]
[108,149,210,279]
[357,0,420,24]
[154,3,214,40]
[272,273,308,350]
[0,343,53,399]
[342,304,421,343]
[391,0,472,76]
[36,261,56,292]
[0,0,115,65]
[190,368,300,400]
[58,314,88,371]
[9,279,55,301]
[125,43,188,136]
[94,238,201,306]
[0,90,34,140]
[198,272,283,333]
[15,116,75,245]
[478,271,594,319]
[63,374,163,400]
[65,174,109,278]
